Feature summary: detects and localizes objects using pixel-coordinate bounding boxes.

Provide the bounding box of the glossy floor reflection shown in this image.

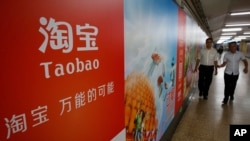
[171,57,250,141]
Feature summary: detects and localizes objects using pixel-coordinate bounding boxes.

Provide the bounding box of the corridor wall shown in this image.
[124,0,207,140]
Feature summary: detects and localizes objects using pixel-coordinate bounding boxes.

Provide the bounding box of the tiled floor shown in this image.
[171,56,250,141]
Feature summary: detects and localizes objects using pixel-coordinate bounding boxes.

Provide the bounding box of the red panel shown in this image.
[0,0,124,140]
[175,8,186,114]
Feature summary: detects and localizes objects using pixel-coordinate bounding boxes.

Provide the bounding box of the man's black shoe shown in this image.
[222,100,227,104]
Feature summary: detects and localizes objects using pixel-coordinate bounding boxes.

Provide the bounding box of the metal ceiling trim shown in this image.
[182,0,212,37]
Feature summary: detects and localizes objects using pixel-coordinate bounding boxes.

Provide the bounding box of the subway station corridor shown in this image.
[171,55,250,141]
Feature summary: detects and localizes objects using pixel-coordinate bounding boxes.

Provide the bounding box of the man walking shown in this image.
[194,37,218,99]
[218,41,248,104]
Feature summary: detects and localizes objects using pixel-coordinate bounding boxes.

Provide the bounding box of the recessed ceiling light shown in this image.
[230,12,250,16]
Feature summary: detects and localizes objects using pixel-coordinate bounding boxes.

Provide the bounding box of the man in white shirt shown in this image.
[194,37,218,99]
[218,41,248,104]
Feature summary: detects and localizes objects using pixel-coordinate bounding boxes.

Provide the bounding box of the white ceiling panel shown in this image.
[181,0,250,43]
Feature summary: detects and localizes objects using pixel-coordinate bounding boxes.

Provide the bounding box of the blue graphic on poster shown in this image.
[124,0,178,140]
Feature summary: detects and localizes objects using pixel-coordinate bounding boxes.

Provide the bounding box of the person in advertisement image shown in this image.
[134,109,146,141]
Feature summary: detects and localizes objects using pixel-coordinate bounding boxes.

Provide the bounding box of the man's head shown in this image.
[205,37,213,48]
[228,41,237,53]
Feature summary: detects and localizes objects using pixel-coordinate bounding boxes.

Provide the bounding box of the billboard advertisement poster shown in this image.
[124,0,178,140]
[0,0,124,140]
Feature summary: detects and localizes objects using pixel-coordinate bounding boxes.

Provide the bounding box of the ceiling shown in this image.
[177,0,250,44]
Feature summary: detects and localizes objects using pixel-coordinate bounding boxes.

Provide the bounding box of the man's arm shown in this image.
[218,61,227,68]
[218,53,227,68]
[194,59,200,72]
[214,60,218,75]
[242,59,248,73]
[213,50,219,75]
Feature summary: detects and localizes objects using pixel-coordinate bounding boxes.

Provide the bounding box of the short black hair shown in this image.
[228,41,237,46]
[206,37,213,42]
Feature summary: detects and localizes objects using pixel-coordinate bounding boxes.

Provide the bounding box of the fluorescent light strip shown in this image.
[230,12,250,16]
[238,35,250,38]
[233,38,246,41]
[219,36,232,40]
[221,33,236,35]
[233,36,247,40]
[222,28,242,32]
[226,23,250,27]
[217,40,224,44]
[243,32,250,35]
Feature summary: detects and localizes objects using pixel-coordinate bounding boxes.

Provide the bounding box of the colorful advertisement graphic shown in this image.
[124,0,178,140]
[0,0,124,140]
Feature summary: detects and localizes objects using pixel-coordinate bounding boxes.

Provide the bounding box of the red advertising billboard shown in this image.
[175,8,186,113]
[0,0,124,140]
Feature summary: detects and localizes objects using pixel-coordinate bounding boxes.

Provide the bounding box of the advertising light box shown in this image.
[0,0,124,140]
